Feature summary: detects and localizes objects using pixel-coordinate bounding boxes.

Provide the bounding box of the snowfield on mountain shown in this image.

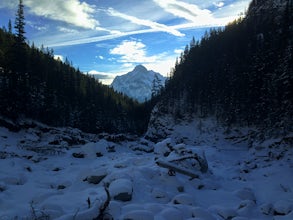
[111,65,165,103]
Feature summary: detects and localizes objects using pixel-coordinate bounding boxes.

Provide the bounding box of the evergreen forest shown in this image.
[159,0,293,135]
[0,0,151,134]
[0,0,292,136]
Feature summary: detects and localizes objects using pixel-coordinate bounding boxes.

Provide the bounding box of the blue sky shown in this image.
[0,0,251,84]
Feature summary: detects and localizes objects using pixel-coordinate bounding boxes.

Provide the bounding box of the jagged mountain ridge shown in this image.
[111,65,165,103]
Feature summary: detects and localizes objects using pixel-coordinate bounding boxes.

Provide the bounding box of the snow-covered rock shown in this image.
[273,200,293,215]
[234,188,256,202]
[154,138,172,156]
[111,65,165,103]
[109,179,133,202]
[172,193,195,206]
[209,206,238,220]
[81,140,109,158]
[122,210,154,220]
[151,188,170,202]
[158,207,183,220]
[260,203,274,215]
[191,207,216,220]
[85,174,107,185]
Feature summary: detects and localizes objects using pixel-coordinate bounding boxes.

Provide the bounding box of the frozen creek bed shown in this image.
[0,125,292,220]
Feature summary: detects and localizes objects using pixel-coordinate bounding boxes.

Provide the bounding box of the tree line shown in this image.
[0,0,151,134]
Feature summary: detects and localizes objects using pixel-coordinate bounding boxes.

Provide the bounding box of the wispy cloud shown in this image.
[46,21,220,48]
[25,0,98,29]
[153,0,247,27]
[174,48,184,54]
[213,2,225,8]
[153,0,213,23]
[46,28,155,47]
[88,70,123,85]
[107,8,184,37]
[26,20,48,31]
[0,0,17,9]
[57,26,79,34]
[212,0,251,19]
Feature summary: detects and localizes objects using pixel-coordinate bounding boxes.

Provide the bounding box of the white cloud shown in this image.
[46,28,151,47]
[25,0,98,29]
[144,57,177,77]
[0,1,17,9]
[88,70,124,85]
[153,0,213,23]
[26,21,47,31]
[57,26,79,34]
[122,63,134,68]
[98,55,104,60]
[153,0,249,28]
[107,8,184,37]
[212,0,251,19]
[109,40,159,64]
[110,40,145,59]
[174,48,184,54]
[54,55,64,62]
[36,0,250,48]
[213,2,225,8]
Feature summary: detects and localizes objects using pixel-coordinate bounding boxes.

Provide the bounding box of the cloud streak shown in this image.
[47,28,156,47]
[107,8,184,37]
[153,0,213,23]
[46,21,223,48]
[88,70,124,85]
[1,0,250,48]
[45,0,247,48]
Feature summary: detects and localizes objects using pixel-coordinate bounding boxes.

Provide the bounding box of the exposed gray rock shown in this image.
[85,175,107,185]
[114,192,132,202]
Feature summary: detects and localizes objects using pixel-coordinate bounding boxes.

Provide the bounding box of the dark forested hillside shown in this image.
[0,27,151,134]
[156,0,293,134]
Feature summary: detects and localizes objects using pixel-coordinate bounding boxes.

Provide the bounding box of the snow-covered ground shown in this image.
[0,120,292,220]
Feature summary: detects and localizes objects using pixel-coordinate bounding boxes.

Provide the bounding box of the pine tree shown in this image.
[8,19,12,34]
[190,36,196,48]
[14,0,26,44]
[13,0,27,73]
[151,74,163,98]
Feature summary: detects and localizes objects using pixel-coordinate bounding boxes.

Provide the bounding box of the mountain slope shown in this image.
[147,0,293,140]
[0,28,150,134]
[111,65,165,103]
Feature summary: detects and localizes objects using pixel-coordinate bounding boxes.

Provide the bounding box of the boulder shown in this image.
[109,179,133,202]
[85,175,107,185]
[274,200,293,215]
[172,193,195,206]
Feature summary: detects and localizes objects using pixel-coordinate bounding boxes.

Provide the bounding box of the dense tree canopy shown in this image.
[159,0,293,134]
[0,4,152,133]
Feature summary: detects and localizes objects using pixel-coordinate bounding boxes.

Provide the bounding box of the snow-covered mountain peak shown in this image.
[133,64,147,73]
[111,65,165,103]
